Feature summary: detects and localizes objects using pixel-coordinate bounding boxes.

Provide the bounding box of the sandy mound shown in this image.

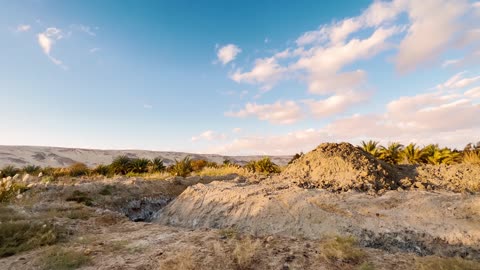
[156,181,480,259]
[281,142,401,192]
[415,164,480,193]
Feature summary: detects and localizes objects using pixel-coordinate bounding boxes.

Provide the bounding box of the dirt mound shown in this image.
[155,181,480,259]
[281,142,401,192]
[415,164,480,193]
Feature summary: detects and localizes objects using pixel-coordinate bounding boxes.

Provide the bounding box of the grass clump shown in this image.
[244,157,280,174]
[0,180,28,202]
[198,165,251,177]
[39,246,91,270]
[0,220,58,257]
[416,256,480,270]
[1,165,20,178]
[66,190,93,206]
[232,237,260,270]
[170,157,193,177]
[22,164,42,174]
[320,236,365,264]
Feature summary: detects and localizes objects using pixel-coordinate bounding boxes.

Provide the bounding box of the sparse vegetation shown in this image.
[39,246,91,270]
[110,155,133,175]
[320,236,365,264]
[1,165,20,178]
[232,237,260,270]
[197,164,250,177]
[415,256,480,270]
[170,157,193,177]
[66,190,93,206]
[245,157,280,174]
[149,157,166,173]
[0,220,58,257]
[0,180,27,202]
[22,164,42,174]
[68,162,89,177]
[93,164,111,176]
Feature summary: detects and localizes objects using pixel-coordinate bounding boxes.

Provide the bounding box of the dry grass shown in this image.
[319,236,365,264]
[463,151,480,165]
[197,165,252,177]
[38,246,91,270]
[415,256,480,270]
[232,237,261,270]
[158,248,196,270]
[0,220,58,257]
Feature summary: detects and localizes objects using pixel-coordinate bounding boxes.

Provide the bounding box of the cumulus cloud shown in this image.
[16,24,31,32]
[230,57,287,91]
[395,0,469,72]
[304,91,370,118]
[191,130,227,142]
[217,44,242,65]
[225,100,303,125]
[37,27,67,69]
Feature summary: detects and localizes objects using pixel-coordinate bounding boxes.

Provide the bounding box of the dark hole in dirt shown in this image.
[119,197,172,222]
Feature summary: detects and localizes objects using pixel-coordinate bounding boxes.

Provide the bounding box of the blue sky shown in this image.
[1,0,480,155]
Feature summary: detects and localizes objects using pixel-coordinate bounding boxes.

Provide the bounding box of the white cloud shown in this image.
[217,44,242,65]
[304,91,370,118]
[225,100,303,125]
[438,71,480,89]
[465,86,480,98]
[16,24,31,32]
[191,130,227,142]
[230,57,287,91]
[37,27,68,69]
[73,24,96,36]
[395,0,469,72]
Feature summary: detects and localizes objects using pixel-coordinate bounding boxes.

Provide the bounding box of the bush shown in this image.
[170,157,192,177]
[288,152,303,164]
[149,157,166,173]
[66,190,93,206]
[39,246,91,270]
[191,159,209,172]
[68,163,89,177]
[1,165,19,178]
[0,180,28,202]
[198,165,251,177]
[130,158,150,173]
[244,157,280,174]
[93,164,111,176]
[110,156,132,175]
[0,220,58,257]
[22,165,42,174]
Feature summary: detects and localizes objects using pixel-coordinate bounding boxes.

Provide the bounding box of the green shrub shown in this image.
[170,157,192,177]
[92,164,111,176]
[22,165,42,174]
[39,246,91,270]
[66,190,93,206]
[68,163,89,177]
[0,220,58,257]
[149,157,166,173]
[110,155,132,175]
[245,157,280,174]
[1,165,19,178]
[130,158,150,173]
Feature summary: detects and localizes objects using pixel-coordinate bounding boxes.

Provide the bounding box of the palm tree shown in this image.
[403,143,425,164]
[379,142,404,164]
[422,145,460,165]
[360,140,380,158]
[149,157,165,173]
[130,158,150,173]
[110,155,132,175]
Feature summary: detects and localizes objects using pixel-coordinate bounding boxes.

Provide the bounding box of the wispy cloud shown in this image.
[71,24,97,36]
[89,47,101,53]
[191,130,227,142]
[216,44,242,65]
[37,27,68,69]
[143,104,153,109]
[225,100,303,125]
[16,24,31,32]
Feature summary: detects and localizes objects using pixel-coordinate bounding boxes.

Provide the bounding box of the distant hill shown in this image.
[0,145,292,168]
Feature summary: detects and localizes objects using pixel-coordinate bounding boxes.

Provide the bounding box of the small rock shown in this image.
[414,182,425,190]
[16,194,23,199]
[22,174,30,182]
[38,172,43,177]
[12,174,20,180]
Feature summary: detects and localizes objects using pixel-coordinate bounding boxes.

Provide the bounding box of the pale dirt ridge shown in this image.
[0,145,292,168]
